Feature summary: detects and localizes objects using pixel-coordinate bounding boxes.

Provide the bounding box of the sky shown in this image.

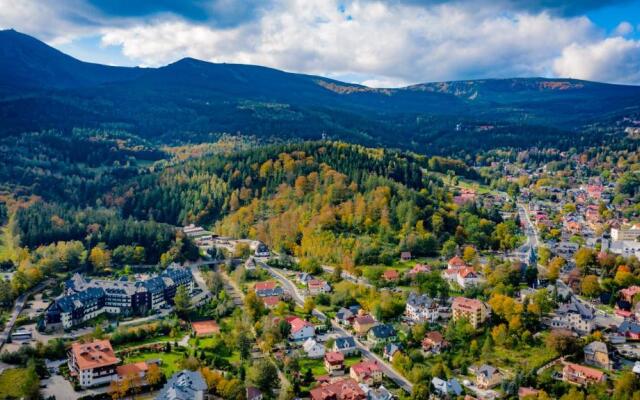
[1,0,640,87]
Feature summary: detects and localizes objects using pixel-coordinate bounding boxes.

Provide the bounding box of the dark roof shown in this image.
[334,336,356,350]
[369,324,396,339]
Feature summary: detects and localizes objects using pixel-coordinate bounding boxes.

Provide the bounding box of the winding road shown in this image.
[260,262,413,393]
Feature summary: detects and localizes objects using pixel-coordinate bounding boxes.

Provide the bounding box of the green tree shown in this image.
[173,285,191,316]
[581,275,601,298]
[247,360,279,394]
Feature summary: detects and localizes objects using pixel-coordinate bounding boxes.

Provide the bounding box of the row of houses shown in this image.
[44,266,194,330]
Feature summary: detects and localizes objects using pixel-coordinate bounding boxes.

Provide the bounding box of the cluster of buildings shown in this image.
[44,266,194,330]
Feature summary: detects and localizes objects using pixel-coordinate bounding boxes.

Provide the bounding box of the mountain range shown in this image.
[1,28,639,153]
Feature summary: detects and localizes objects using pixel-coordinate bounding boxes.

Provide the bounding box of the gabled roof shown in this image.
[369,324,396,339]
[289,317,314,334]
[335,336,356,350]
[157,370,207,400]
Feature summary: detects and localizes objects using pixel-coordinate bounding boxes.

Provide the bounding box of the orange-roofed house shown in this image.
[324,351,345,375]
[310,378,365,400]
[406,264,431,279]
[447,256,467,269]
[349,360,383,385]
[451,297,490,328]
[562,362,606,386]
[382,269,399,283]
[68,339,119,388]
[261,296,281,309]
[116,361,152,383]
[191,320,220,337]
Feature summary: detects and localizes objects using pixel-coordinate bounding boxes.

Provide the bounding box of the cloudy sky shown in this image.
[1,0,640,87]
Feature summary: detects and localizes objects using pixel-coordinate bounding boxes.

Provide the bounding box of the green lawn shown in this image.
[123,351,184,376]
[0,368,33,399]
[189,336,219,348]
[0,221,18,262]
[299,355,363,378]
[484,335,558,372]
[113,333,181,350]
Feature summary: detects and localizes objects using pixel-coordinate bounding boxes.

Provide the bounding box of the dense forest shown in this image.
[113,141,518,268]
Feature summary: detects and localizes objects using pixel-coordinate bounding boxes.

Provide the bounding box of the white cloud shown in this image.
[613,21,633,36]
[99,0,607,84]
[3,0,640,85]
[553,37,640,84]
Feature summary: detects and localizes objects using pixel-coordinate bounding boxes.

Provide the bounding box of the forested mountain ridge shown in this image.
[112,141,517,267]
[1,29,640,153]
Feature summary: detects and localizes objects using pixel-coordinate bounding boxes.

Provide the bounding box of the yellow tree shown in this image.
[89,246,111,272]
[146,363,163,386]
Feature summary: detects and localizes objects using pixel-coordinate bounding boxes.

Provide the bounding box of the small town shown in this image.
[0,142,639,400]
[1,1,640,399]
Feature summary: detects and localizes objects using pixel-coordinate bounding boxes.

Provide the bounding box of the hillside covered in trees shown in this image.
[114,142,518,268]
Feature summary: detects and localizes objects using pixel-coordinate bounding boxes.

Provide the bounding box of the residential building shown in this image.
[68,339,119,388]
[350,360,383,385]
[562,362,606,386]
[443,266,482,288]
[383,343,400,361]
[405,264,431,279]
[367,324,397,345]
[618,320,640,340]
[611,224,640,241]
[451,297,490,328]
[421,331,448,355]
[476,365,502,389]
[289,317,315,341]
[549,300,595,335]
[325,351,346,376]
[382,270,399,282]
[310,378,365,400]
[308,279,332,295]
[333,337,359,356]
[353,315,377,336]
[157,370,208,400]
[405,292,438,323]
[583,341,611,370]
[432,377,463,398]
[359,384,392,400]
[247,387,263,400]
[335,308,356,326]
[116,361,153,383]
[447,256,467,270]
[45,267,194,330]
[303,338,326,359]
[400,252,412,262]
[254,281,285,298]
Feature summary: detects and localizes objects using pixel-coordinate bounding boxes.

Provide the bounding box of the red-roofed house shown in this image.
[349,360,383,385]
[406,264,431,278]
[68,339,119,388]
[254,281,277,291]
[310,378,365,400]
[422,331,448,355]
[324,351,345,376]
[289,317,315,341]
[562,362,606,386]
[308,279,331,295]
[261,296,281,309]
[382,270,399,282]
[116,361,156,383]
[191,320,220,337]
[448,256,467,269]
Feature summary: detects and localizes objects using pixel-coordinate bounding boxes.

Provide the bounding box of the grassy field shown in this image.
[0,368,32,398]
[484,334,559,372]
[123,351,183,376]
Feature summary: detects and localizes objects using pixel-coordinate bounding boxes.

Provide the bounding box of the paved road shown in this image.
[0,279,53,350]
[262,263,413,393]
[320,265,373,288]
